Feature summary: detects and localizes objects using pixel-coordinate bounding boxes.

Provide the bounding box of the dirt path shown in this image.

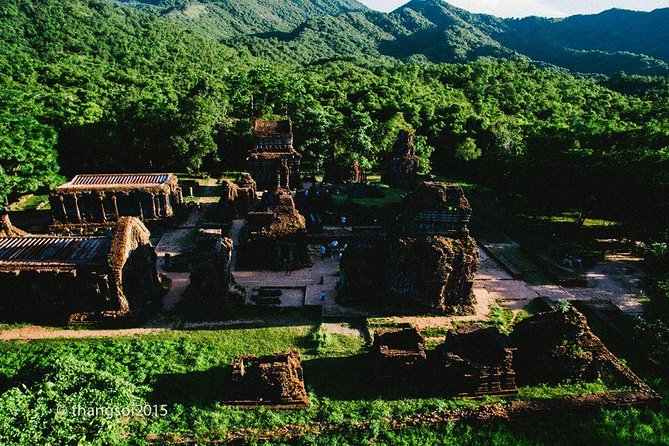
[531,250,646,315]
[0,326,165,341]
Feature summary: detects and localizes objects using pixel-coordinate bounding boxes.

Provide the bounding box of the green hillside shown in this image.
[2,0,667,231]
[495,8,669,76]
[114,0,367,39]
[120,0,669,75]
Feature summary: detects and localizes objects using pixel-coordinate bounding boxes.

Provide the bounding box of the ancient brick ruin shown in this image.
[396,181,472,237]
[511,307,611,385]
[185,231,240,316]
[248,119,302,191]
[0,217,162,324]
[436,326,518,396]
[373,328,427,372]
[389,236,479,314]
[337,240,388,305]
[323,159,367,184]
[49,173,184,228]
[219,173,258,222]
[339,182,479,314]
[236,188,309,271]
[366,308,633,398]
[383,129,418,189]
[390,182,479,314]
[227,350,310,408]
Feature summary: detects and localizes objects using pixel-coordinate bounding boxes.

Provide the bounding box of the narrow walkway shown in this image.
[146,209,204,327]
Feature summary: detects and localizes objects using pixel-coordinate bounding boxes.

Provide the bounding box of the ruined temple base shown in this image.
[224,350,310,409]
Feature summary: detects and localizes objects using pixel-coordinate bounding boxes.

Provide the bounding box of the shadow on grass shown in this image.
[197,185,223,198]
[174,306,324,331]
[302,354,450,401]
[149,366,229,408]
[148,354,451,408]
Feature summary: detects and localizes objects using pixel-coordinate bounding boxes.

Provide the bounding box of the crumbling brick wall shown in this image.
[382,129,418,189]
[373,328,427,373]
[511,307,613,385]
[389,236,479,314]
[237,188,309,271]
[324,159,367,184]
[220,175,257,222]
[227,350,310,408]
[337,182,479,315]
[337,240,388,305]
[0,213,28,237]
[184,232,239,318]
[436,326,517,396]
[397,182,472,237]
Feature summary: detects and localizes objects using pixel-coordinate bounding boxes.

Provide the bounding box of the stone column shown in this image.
[154,193,162,217]
[72,194,82,222]
[149,193,157,218]
[59,195,68,223]
[111,195,119,220]
[162,192,171,216]
[109,270,131,315]
[99,194,106,221]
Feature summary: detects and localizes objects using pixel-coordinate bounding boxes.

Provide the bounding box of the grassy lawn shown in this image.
[331,183,406,209]
[0,322,650,445]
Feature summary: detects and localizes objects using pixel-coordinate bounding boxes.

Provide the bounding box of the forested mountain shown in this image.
[115,0,366,39]
[119,0,669,75]
[0,0,668,232]
[495,8,669,76]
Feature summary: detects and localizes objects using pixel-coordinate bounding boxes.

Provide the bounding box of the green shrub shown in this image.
[0,355,145,446]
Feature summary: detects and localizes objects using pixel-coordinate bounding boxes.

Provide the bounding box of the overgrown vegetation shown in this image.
[1,0,668,237]
[0,326,641,445]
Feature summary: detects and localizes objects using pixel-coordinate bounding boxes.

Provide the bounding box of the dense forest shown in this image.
[1,0,668,234]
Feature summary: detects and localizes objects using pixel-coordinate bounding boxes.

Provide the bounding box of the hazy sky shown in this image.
[358,0,669,17]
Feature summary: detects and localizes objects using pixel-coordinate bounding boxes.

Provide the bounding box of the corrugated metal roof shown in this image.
[0,237,111,266]
[68,174,171,187]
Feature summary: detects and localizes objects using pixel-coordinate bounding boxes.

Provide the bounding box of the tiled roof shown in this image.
[0,236,111,267]
[253,119,292,136]
[67,174,171,187]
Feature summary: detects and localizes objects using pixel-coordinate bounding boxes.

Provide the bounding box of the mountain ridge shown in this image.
[115,0,669,75]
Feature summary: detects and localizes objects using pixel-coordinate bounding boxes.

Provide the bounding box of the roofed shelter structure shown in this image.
[49,173,183,228]
[0,217,162,324]
[248,119,302,191]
